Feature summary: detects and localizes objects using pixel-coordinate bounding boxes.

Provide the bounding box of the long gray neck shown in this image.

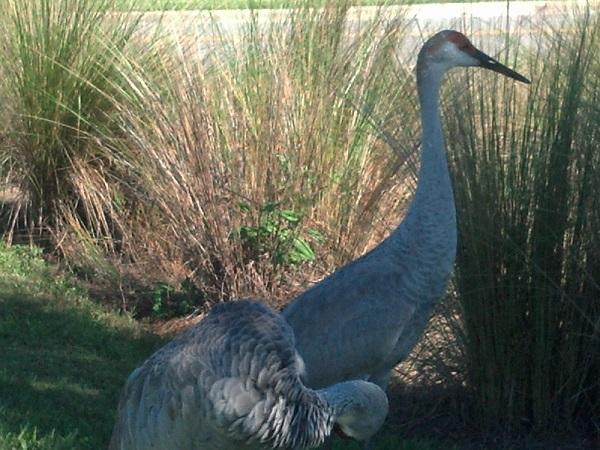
[417,67,448,194]
[388,62,456,251]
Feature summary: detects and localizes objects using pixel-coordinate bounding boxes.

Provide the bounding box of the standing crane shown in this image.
[109,300,388,450]
[283,30,530,391]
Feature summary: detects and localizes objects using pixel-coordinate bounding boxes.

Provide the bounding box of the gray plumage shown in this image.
[109,300,388,450]
[283,30,530,391]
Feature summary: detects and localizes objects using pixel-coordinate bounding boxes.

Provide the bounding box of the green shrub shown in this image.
[233,201,318,267]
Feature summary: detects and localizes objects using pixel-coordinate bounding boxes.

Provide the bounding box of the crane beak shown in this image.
[472,49,530,84]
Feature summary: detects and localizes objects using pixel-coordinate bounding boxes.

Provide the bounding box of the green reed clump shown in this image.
[446,9,600,434]
[0,0,141,240]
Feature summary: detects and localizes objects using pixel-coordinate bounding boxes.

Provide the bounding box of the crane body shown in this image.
[283,30,530,391]
[109,300,388,450]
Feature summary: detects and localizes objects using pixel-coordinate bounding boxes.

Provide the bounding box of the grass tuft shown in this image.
[0,0,142,242]
[446,7,600,434]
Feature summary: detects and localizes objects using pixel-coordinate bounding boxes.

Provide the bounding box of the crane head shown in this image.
[323,380,389,442]
[419,30,530,84]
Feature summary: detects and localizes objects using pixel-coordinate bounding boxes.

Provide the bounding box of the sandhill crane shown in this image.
[109,300,388,450]
[283,30,530,391]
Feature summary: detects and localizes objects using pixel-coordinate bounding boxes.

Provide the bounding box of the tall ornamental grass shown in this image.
[106,2,418,303]
[446,9,600,434]
[0,0,141,241]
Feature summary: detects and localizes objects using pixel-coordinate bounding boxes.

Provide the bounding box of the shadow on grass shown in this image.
[0,283,451,450]
[0,288,163,449]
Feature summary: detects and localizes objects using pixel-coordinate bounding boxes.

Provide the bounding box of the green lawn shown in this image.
[0,244,163,449]
[0,243,450,449]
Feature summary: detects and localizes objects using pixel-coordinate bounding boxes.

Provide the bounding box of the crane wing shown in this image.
[110,300,314,450]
